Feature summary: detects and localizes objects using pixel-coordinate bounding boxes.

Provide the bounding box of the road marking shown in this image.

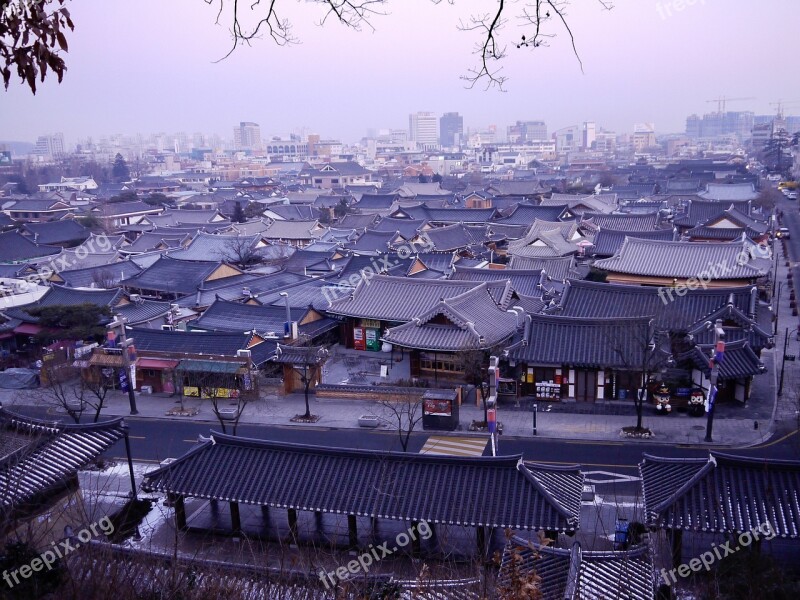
[183,439,198,443]
[749,429,798,449]
[583,470,642,484]
[420,436,488,457]
[128,435,146,440]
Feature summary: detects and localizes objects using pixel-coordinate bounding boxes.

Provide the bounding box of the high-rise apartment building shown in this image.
[439,112,464,147]
[409,112,439,149]
[34,133,65,159]
[233,121,262,151]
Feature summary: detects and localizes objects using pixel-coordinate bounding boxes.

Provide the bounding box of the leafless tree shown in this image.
[221,235,262,269]
[24,362,113,424]
[91,268,117,290]
[181,365,258,435]
[276,337,328,421]
[377,392,424,452]
[208,0,614,89]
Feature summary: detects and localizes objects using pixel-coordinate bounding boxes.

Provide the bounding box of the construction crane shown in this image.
[769,100,800,118]
[705,96,755,113]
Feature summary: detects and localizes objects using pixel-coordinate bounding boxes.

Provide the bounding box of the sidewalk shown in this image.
[2,383,774,447]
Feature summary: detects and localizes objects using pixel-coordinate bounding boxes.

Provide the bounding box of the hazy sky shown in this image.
[1,0,798,145]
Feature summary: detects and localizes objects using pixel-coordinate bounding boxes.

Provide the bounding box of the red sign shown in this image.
[487,408,497,433]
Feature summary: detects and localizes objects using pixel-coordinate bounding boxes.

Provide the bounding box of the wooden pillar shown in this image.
[670,528,683,569]
[173,495,187,531]
[288,508,299,542]
[230,502,242,533]
[476,526,486,560]
[315,511,324,534]
[261,505,269,520]
[348,514,358,550]
[411,520,421,557]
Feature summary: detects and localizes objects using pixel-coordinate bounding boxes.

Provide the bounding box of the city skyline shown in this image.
[0,0,797,144]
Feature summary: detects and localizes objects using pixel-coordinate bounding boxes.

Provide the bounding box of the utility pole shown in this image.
[110,314,138,415]
[704,319,725,442]
[487,356,498,456]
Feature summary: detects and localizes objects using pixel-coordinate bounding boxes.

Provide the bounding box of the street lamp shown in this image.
[704,319,725,442]
[532,403,538,436]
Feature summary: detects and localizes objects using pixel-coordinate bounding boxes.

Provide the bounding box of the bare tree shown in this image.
[275,338,328,421]
[25,362,113,424]
[182,365,257,436]
[377,392,424,452]
[221,235,262,269]
[91,268,118,290]
[208,0,613,89]
[606,318,668,432]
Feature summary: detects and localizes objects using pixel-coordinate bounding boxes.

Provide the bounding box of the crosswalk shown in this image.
[419,436,488,457]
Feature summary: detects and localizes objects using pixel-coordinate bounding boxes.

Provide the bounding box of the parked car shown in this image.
[777,227,791,239]
[787,192,798,200]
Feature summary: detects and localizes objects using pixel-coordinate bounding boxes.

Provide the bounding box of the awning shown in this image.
[177,359,243,374]
[14,324,42,335]
[138,358,179,370]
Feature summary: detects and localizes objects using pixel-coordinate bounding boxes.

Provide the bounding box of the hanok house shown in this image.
[382,283,522,383]
[325,274,513,358]
[0,406,129,535]
[640,453,800,575]
[506,315,663,403]
[142,436,583,560]
[592,236,771,289]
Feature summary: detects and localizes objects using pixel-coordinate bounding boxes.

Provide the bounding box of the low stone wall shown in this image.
[315,383,455,402]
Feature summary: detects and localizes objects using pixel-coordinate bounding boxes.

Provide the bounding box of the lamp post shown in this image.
[110,314,138,415]
[487,356,498,456]
[280,292,292,339]
[704,319,725,442]
[532,403,538,436]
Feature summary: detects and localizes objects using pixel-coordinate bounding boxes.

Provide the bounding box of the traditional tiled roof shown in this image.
[337,213,380,229]
[394,205,498,224]
[493,204,570,225]
[498,539,654,600]
[450,266,544,297]
[699,182,758,201]
[640,452,800,537]
[144,208,226,226]
[352,193,398,211]
[0,231,61,263]
[262,219,324,241]
[554,280,758,330]
[684,302,772,350]
[421,223,490,252]
[344,230,399,253]
[678,339,766,380]
[591,228,675,257]
[0,408,125,514]
[167,232,262,262]
[122,232,192,254]
[593,237,769,280]
[33,284,123,309]
[113,299,174,325]
[326,275,513,321]
[507,220,582,258]
[507,315,656,369]
[579,212,659,232]
[672,200,752,228]
[266,204,317,221]
[56,260,142,288]
[22,220,90,245]
[383,283,520,351]
[486,181,549,197]
[93,201,163,218]
[370,217,426,239]
[121,256,251,296]
[143,435,584,532]
[506,256,575,281]
[173,271,311,308]
[128,326,272,363]
[190,298,318,337]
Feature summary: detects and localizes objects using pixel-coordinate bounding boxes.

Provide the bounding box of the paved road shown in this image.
[16,404,796,474]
